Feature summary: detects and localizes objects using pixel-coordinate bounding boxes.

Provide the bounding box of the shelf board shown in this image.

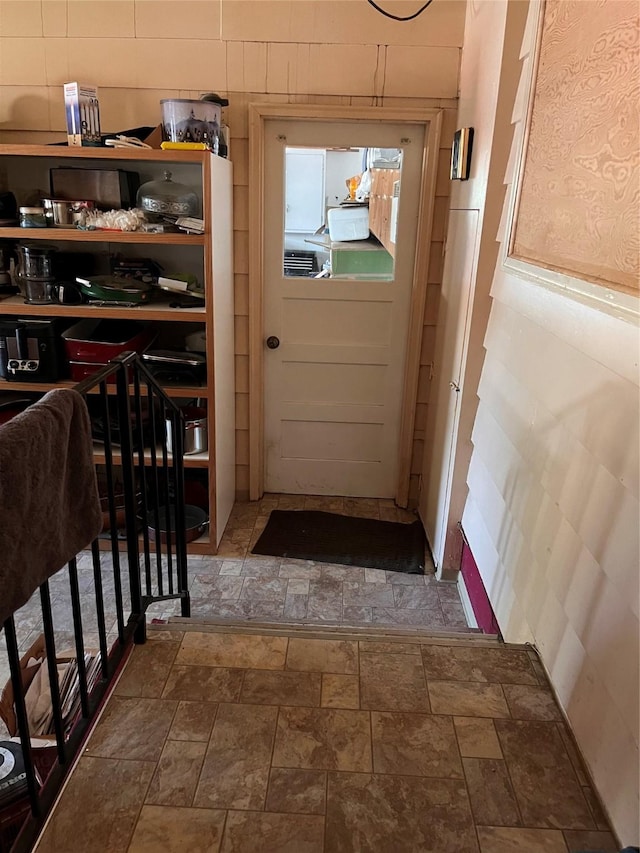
[0,295,206,320]
[0,227,205,245]
[93,443,209,469]
[0,144,211,164]
[97,529,213,555]
[0,378,206,398]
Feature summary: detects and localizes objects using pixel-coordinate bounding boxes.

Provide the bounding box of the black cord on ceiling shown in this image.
[366,0,435,22]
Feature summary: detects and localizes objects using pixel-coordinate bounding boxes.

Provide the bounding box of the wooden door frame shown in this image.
[248,103,443,504]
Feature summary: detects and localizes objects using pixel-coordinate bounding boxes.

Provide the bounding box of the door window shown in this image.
[282,146,402,281]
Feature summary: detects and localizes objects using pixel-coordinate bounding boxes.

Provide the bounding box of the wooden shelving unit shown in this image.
[0,144,235,553]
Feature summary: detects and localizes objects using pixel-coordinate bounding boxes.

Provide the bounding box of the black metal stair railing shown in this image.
[0,352,190,852]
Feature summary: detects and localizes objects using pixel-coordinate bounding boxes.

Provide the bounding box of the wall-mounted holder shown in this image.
[450,127,474,181]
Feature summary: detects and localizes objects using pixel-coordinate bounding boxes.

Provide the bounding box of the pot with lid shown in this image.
[42,198,94,228]
[166,405,208,456]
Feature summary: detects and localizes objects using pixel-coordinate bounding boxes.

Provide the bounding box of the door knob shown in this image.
[266,336,280,349]
[449,381,460,392]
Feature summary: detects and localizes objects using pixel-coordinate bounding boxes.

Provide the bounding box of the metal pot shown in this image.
[42,198,94,227]
[147,505,208,544]
[166,406,207,455]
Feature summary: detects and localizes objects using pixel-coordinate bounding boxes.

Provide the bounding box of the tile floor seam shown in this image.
[459,767,483,853]
[123,751,158,853]
[258,704,279,814]
[188,707,213,807]
[218,809,229,853]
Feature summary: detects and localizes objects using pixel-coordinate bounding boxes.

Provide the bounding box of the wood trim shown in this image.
[248,105,266,500]
[506,0,545,263]
[202,152,217,543]
[248,103,443,504]
[209,156,236,545]
[503,0,639,316]
[247,104,442,124]
[396,109,443,508]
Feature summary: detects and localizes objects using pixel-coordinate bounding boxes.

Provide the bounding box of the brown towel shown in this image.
[0,389,102,627]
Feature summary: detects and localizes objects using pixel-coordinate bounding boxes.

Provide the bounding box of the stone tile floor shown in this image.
[0,495,470,738]
[186,495,472,632]
[2,496,470,657]
[34,626,618,853]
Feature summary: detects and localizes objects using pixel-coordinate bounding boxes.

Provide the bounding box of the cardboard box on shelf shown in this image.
[63,83,101,147]
[142,125,163,149]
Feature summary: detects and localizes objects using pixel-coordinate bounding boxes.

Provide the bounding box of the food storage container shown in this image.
[61,319,155,363]
[15,244,57,304]
[161,98,221,147]
[19,207,47,228]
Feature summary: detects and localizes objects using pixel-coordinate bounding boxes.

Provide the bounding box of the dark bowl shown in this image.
[147,505,208,544]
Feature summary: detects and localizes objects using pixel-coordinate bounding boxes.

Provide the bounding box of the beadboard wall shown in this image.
[459,1,640,843]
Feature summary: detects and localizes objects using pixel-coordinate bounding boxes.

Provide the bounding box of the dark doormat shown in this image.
[251,510,426,574]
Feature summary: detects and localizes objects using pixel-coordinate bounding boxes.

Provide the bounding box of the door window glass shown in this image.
[282,146,401,281]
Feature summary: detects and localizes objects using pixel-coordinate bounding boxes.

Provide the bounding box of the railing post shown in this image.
[3,616,40,817]
[172,406,190,618]
[114,353,145,644]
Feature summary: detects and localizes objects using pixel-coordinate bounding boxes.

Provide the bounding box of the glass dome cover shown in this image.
[136,171,199,220]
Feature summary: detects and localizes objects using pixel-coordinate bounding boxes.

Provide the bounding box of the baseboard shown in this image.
[457,570,479,630]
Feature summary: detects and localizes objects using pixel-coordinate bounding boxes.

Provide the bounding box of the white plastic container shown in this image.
[327,206,370,242]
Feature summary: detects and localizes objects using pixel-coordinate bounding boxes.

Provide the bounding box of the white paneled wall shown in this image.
[444,2,640,842]
[463,269,640,842]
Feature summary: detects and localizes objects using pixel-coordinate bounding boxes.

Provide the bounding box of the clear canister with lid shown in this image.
[19,206,47,228]
[16,243,56,278]
[15,244,57,303]
[136,171,199,222]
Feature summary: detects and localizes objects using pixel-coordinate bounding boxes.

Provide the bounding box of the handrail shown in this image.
[72,350,183,414]
[0,352,190,851]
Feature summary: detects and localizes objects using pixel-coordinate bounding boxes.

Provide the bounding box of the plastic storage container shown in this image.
[19,207,47,228]
[161,98,221,147]
[327,206,370,242]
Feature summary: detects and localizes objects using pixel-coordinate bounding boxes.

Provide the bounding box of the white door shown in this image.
[420,209,479,568]
[264,119,425,497]
[285,149,325,232]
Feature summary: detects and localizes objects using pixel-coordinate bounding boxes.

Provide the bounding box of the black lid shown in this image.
[200,92,229,107]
